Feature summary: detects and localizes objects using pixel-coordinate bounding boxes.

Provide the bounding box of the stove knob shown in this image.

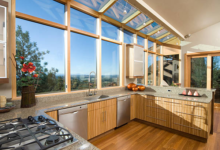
[38,115,44,121]
[28,116,33,121]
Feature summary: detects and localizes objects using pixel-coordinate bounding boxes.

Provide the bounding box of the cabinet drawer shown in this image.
[88,99,116,111]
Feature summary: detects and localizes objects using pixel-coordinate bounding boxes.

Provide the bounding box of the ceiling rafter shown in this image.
[156,32,170,40]
[136,19,154,31]
[147,26,163,36]
[99,0,117,14]
[122,11,141,24]
[163,37,176,43]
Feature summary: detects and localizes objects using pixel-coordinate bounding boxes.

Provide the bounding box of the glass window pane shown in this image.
[0,43,6,78]
[163,55,179,86]
[191,57,207,88]
[159,34,175,42]
[156,56,161,86]
[124,30,133,44]
[74,0,110,11]
[104,0,138,22]
[16,0,65,24]
[150,29,169,39]
[148,40,154,51]
[102,21,120,40]
[70,8,97,34]
[0,6,6,41]
[71,33,97,91]
[126,13,150,29]
[212,56,220,103]
[16,18,65,96]
[148,54,154,85]
[156,44,161,53]
[140,22,160,34]
[102,40,120,87]
[137,36,145,47]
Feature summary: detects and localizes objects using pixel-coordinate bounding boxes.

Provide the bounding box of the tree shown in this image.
[15,25,65,95]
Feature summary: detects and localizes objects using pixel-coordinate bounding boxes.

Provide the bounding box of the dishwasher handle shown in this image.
[58,105,87,115]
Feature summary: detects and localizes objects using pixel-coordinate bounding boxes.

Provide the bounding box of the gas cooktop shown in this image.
[0,115,78,150]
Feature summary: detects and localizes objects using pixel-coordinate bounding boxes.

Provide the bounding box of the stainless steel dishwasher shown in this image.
[117,95,130,127]
[58,105,88,140]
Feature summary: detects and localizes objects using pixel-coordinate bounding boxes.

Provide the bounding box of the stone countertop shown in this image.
[0,90,213,150]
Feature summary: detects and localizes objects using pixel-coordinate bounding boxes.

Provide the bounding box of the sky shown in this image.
[16,0,121,76]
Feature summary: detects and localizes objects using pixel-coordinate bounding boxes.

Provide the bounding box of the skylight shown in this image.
[126,13,151,30]
[140,22,161,35]
[159,34,175,42]
[150,29,169,39]
[74,0,111,11]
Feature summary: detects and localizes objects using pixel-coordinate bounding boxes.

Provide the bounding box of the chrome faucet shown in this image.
[88,71,97,96]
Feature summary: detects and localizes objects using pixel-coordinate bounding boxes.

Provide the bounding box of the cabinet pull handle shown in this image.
[102,112,104,122]
[146,115,166,122]
[164,101,180,104]
[175,111,204,118]
[105,111,106,121]
[173,123,202,130]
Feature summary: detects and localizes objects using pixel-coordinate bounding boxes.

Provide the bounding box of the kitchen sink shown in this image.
[84,95,109,101]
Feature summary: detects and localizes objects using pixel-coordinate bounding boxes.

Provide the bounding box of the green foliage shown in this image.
[16,25,65,96]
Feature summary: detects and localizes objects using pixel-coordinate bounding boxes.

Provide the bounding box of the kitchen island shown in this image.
[0,86,215,149]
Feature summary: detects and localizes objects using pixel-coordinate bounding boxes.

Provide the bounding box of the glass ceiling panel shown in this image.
[159,34,175,42]
[140,22,161,34]
[126,13,150,29]
[104,0,138,22]
[150,29,169,39]
[74,0,111,11]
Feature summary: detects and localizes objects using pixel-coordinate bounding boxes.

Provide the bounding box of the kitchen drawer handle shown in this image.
[146,105,165,110]
[59,111,78,116]
[173,123,202,131]
[146,115,166,122]
[164,101,180,104]
[175,111,204,118]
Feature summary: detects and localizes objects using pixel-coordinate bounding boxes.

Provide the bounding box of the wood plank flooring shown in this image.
[89,107,220,150]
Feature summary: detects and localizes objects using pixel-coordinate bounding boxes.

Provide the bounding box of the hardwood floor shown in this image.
[90,107,220,150]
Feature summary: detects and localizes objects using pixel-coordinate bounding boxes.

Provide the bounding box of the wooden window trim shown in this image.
[11,0,181,99]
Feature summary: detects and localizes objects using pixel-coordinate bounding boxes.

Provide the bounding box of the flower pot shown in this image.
[21,85,36,108]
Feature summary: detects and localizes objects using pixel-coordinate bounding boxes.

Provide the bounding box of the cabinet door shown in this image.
[88,109,102,139]
[136,95,145,120]
[106,104,117,131]
[46,111,58,121]
[130,95,136,120]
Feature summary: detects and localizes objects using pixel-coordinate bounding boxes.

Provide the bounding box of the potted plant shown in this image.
[11,55,40,108]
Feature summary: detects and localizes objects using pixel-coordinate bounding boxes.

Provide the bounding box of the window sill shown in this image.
[12,86,125,100]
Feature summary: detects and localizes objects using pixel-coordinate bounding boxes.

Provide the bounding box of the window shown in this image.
[163,55,179,86]
[148,40,154,51]
[102,21,120,40]
[191,57,207,88]
[70,32,97,91]
[148,54,154,85]
[16,0,65,24]
[16,18,65,96]
[156,44,161,53]
[70,8,97,34]
[124,30,133,44]
[137,36,145,47]
[156,56,161,86]
[102,40,120,87]
[0,5,7,78]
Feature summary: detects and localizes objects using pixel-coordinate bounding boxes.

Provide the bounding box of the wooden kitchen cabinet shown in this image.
[46,110,58,121]
[136,95,145,120]
[130,95,136,120]
[88,98,117,139]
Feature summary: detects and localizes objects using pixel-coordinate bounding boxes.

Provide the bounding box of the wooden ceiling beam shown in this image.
[163,37,176,43]
[122,11,141,24]
[136,19,154,31]
[99,0,117,14]
[156,32,170,40]
[147,26,163,36]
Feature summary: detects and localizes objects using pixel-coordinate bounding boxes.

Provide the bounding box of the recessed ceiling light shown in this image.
[157,30,160,34]
[167,37,169,39]
[143,22,146,25]
[123,10,127,14]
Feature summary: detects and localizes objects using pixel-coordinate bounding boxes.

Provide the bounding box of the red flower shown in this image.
[33,74,38,78]
[20,56,24,60]
[21,62,36,73]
